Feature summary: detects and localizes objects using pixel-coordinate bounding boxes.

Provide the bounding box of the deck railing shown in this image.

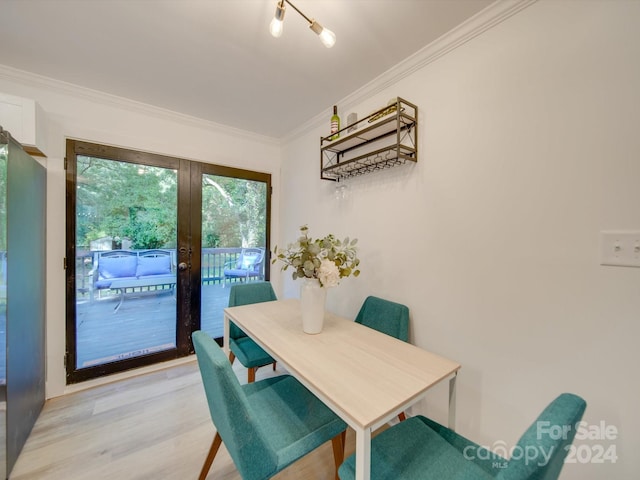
[75,247,265,299]
[201,247,243,284]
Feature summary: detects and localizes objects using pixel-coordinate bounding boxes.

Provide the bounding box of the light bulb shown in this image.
[309,20,336,48]
[270,17,284,38]
[318,27,336,48]
[270,1,286,38]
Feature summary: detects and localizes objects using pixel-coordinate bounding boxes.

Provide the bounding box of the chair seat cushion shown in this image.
[136,274,176,284]
[339,416,496,480]
[224,268,261,277]
[244,375,347,472]
[95,276,137,289]
[230,336,275,368]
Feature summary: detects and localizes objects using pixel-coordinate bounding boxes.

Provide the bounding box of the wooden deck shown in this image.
[75,283,230,369]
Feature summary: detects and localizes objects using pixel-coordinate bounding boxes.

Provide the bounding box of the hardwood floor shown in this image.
[10,359,356,479]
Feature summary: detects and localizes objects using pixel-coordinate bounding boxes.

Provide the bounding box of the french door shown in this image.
[65,140,270,383]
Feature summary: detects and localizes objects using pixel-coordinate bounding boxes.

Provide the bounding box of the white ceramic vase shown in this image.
[300,278,327,334]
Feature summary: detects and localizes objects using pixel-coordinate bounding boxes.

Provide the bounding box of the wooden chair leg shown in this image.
[248,367,256,383]
[199,432,222,480]
[228,351,236,364]
[331,432,345,480]
[398,412,407,422]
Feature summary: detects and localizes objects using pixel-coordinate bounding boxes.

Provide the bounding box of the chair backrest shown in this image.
[137,249,174,276]
[228,282,278,340]
[354,295,409,342]
[497,393,587,480]
[236,248,264,272]
[193,331,277,480]
[94,249,175,280]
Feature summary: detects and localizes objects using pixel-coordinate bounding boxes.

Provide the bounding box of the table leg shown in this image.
[448,371,457,430]
[223,312,230,357]
[354,426,371,480]
[113,288,125,313]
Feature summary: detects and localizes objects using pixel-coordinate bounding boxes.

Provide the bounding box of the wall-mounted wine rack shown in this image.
[320,97,418,181]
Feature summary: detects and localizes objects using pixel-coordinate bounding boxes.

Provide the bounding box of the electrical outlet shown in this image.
[600,231,640,268]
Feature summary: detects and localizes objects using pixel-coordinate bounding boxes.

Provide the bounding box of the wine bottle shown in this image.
[330,105,340,140]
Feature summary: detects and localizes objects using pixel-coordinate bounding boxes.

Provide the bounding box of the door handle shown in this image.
[178,262,189,271]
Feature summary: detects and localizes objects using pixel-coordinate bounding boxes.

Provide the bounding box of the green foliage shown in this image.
[272,225,360,287]
[76,157,177,249]
[201,174,266,248]
[75,157,268,251]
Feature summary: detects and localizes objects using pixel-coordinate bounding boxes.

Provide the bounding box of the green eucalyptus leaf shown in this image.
[272,225,362,281]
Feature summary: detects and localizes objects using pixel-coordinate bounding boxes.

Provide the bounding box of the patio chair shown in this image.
[223,247,264,287]
[193,330,347,480]
[228,282,277,383]
[355,295,410,420]
[338,393,587,480]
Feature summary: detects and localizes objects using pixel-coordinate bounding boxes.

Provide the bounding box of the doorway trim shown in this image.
[65,139,271,384]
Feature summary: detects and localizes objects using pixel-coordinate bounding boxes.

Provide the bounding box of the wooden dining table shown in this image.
[223,298,461,480]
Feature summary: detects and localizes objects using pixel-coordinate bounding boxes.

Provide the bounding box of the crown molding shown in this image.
[0,0,535,148]
[283,0,537,144]
[0,64,280,146]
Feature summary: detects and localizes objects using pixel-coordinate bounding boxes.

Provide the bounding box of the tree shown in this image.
[201,174,266,248]
[76,156,267,251]
[76,156,177,249]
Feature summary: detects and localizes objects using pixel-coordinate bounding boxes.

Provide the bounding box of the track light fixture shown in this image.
[269,0,336,48]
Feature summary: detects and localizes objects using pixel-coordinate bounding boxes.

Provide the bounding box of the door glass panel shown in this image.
[67,140,271,383]
[0,143,6,387]
[200,174,267,338]
[75,157,178,369]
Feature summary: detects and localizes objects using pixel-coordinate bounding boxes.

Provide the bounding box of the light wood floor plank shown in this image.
[10,360,356,480]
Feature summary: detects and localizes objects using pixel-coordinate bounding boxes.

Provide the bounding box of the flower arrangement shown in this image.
[272,225,361,287]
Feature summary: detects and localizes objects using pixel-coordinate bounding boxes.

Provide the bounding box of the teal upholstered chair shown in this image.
[355,295,409,342]
[355,295,410,420]
[193,331,347,480]
[228,282,277,383]
[338,393,586,480]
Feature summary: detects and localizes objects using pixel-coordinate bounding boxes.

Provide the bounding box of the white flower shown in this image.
[317,259,340,288]
[273,226,361,283]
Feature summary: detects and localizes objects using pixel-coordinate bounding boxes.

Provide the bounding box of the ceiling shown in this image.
[0,0,493,139]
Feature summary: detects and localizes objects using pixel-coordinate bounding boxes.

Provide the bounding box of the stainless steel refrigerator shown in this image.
[0,126,46,478]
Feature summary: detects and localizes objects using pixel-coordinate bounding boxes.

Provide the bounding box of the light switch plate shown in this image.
[600,231,640,268]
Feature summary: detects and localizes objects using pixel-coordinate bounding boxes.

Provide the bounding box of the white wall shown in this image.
[0,72,282,399]
[1,0,637,477]
[280,1,639,478]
